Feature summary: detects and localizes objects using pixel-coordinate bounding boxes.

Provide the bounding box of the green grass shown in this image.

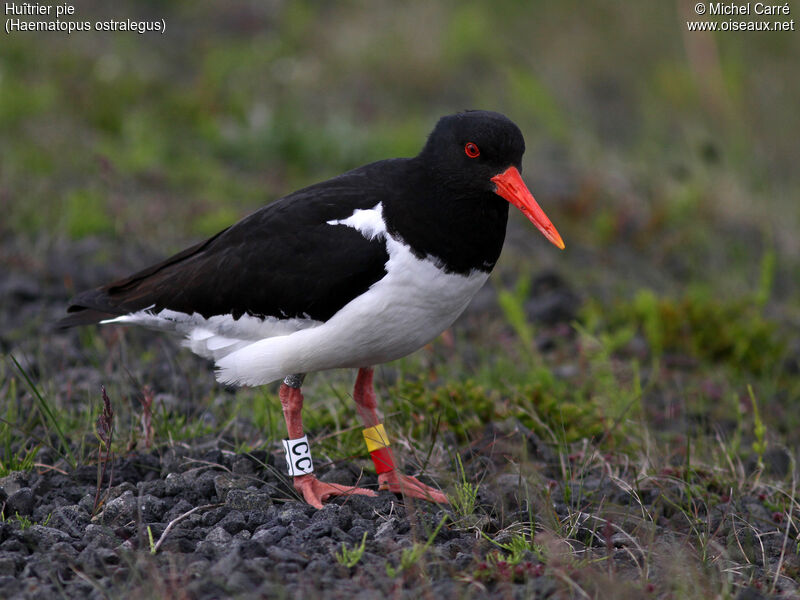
[385,514,449,577]
[9,354,76,469]
[449,454,479,519]
[335,531,368,568]
[482,527,543,567]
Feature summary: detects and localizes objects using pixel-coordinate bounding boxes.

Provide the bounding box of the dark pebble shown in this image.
[158,532,197,554]
[98,490,136,524]
[239,539,268,559]
[245,510,271,529]
[231,457,256,475]
[252,524,288,545]
[5,487,34,517]
[163,498,194,522]
[191,471,219,498]
[46,504,90,536]
[217,510,247,534]
[266,545,308,565]
[735,587,769,600]
[278,505,312,528]
[0,472,29,497]
[226,488,273,512]
[0,539,25,553]
[0,554,20,577]
[137,493,168,522]
[164,472,186,496]
[205,526,232,545]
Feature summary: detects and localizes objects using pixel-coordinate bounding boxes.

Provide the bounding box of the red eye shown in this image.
[464,142,480,158]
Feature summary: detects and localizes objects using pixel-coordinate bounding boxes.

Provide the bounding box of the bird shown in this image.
[58,110,564,508]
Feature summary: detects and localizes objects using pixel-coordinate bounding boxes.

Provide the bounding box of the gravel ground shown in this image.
[1,429,796,599]
[1,236,798,599]
[0,430,553,600]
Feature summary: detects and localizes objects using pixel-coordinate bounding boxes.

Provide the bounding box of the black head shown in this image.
[418,110,526,191]
[416,110,564,250]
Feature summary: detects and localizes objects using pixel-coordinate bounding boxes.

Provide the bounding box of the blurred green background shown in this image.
[2,0,799,433]
[2,0,798,291]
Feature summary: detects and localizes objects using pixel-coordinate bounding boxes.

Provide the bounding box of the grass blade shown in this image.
[9,353,76,468]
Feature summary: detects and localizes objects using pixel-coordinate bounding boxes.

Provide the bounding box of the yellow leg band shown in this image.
[362,423,390,452]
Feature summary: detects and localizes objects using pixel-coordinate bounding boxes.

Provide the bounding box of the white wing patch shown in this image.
[326,203,386,240]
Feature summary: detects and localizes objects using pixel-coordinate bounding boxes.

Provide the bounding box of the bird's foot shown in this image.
[378,471,449,504]
[293,474,377,509]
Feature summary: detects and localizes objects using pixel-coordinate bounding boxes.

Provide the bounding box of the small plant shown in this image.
[15,512,32,530]
[0,438,39,478]
[449,454,479,518]
[497,275,535,351]
[0,375,41,477]
[754,248,776,310]
[93,386,115,514]
[0,512,51,530]
[385,544,424,577]
[10,354,76,468]
[633,289,665,358]
[139,385,155,449]
[335,531,367,568]
[482,530,543,566]
[748,385,767,471]
[147,525,156,554]
[386,515,448,577]
[474,558,545,583]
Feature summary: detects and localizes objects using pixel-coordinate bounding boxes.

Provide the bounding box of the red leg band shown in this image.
[370,447,395,474]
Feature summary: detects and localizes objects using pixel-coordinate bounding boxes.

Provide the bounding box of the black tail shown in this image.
[55,307,117,329]
[54,230,228,331]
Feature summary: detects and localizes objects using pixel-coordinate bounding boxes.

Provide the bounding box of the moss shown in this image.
[393,378,501,441]
[587,288,786,375]
[391,373,616,445]
[521,385,610,442]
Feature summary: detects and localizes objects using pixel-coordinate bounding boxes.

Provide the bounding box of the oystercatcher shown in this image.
[59,110,564,508]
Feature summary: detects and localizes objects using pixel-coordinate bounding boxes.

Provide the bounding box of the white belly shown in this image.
[276,237,488,369]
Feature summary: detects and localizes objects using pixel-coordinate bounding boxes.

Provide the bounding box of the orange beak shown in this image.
[491,166,565,250]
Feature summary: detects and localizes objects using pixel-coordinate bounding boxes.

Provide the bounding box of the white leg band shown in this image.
[283,435,314,476]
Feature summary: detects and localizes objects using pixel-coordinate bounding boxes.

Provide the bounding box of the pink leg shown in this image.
[354,368,448,504]
[279,379,376,509]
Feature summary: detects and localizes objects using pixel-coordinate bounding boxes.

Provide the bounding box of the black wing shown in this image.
[57,161,404,328]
